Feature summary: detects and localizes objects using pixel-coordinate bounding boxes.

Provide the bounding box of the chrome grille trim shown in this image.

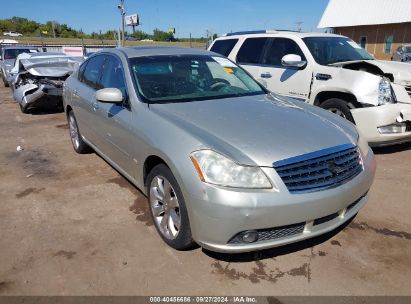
[404,85,411,97]
[273,144,363,194]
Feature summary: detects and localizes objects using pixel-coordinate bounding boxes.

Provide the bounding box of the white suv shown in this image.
[209,30,411,146]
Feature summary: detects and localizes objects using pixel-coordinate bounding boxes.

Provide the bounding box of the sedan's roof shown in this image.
[115,46,213,58]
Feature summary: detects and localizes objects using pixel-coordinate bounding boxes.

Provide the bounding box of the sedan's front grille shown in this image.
[273,144,363,194]
[404,85,411,97]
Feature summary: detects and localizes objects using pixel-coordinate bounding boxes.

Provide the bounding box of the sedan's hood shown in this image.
[150,94,358,166]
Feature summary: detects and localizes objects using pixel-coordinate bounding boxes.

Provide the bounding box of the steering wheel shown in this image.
[143,81,166,98]
[209,78,230,91]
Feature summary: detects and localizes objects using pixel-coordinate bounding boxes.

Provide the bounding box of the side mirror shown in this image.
[96,88,123,103]
[281,54,307,68]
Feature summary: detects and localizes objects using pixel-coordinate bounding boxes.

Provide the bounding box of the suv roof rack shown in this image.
[224,30,278,37]
[224,29,302,37]
[224,30,300,36]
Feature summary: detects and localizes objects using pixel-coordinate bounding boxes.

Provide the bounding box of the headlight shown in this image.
[378,78,395,105]
[357,130,369,158]
[190,150,273,189]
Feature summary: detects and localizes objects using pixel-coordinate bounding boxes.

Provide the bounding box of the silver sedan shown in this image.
[63,47,376,253]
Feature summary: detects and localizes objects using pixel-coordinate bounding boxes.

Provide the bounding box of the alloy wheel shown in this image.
[149,175,181,240]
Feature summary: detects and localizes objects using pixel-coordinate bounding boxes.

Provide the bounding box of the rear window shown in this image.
[210,39,238,57]
[236,38,268,64]
[4,49,37,60]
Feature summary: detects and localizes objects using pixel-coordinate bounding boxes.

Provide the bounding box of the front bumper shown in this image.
[185,148,376,253]
[351,103,411,147]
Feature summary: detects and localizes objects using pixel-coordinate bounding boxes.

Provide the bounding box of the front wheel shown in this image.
[320,98,355,124]
[147,164,195,250]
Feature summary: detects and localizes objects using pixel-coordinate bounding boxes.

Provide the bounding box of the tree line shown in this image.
[0,16,208,42]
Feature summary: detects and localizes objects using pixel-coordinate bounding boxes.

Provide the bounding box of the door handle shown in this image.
[92,101,99,111]
[260,72,272,79]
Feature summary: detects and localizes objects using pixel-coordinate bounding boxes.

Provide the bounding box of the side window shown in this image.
[210,39,238,57]
[78,61,88,82]
[263,38,306,66]
[82,55,105,89]
[100,56,127,98]
[236,38,268,64]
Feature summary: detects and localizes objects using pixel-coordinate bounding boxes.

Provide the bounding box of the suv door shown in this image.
[236,37,269,84]
[259,38,312,100]
[74,54,106,147]
[94,54,136,176]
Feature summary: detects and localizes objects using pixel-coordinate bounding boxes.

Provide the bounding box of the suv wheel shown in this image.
[68,110,93,154]
[147,164,195,250]
[320,98,355,123]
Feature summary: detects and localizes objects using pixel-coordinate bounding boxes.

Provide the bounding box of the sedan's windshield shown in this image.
[4,49,37,60]
[404,46,411,53]
[130,55,266,103]
[303,37,374,65]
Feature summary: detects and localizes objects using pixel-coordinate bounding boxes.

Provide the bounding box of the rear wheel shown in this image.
[1,74,9,87]
[320,98,355,123]
[67,110,93,154]
[147,164,195,250]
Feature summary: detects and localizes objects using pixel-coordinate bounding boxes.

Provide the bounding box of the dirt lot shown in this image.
[0,82,410,296]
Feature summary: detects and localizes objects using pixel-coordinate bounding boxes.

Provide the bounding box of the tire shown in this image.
[2,75,9,87]
[147,164,195,250]
[67,110,93,154]
[19,103,29,114]
[320,98,355,124]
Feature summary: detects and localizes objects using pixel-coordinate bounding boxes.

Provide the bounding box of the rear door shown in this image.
[258,38,312,100]
[74,54,106,147]
[236,37,269,85]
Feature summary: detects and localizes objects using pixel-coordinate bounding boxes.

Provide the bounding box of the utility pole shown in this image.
[51,21,56,39]
[118,0,126,46]
[296,21,303,32]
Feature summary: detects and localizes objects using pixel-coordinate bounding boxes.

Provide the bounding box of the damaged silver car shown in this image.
[11,52,84,113]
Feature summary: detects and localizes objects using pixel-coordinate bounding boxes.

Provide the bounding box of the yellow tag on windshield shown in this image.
[224,67,234,73]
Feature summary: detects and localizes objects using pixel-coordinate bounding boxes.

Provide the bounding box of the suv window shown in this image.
[100,55,127,97]
[82,55,105,89]
[236,38,268,64]
[263,38,306,66]
[210,39,238,57]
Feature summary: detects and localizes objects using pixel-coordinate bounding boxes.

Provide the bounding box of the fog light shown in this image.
[378,123,406,134]
[241,230,259,243]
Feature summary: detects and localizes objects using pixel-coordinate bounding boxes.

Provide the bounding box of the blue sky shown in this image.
[0,0,329,37]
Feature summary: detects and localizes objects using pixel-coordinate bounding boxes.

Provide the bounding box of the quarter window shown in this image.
[82,55,105,89]
[263,38,306,66]
[210,39,238,57]
[236,38,268,64]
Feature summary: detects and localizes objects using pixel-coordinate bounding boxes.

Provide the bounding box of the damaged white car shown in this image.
[210,31,411,146]
[11,52,84,113]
